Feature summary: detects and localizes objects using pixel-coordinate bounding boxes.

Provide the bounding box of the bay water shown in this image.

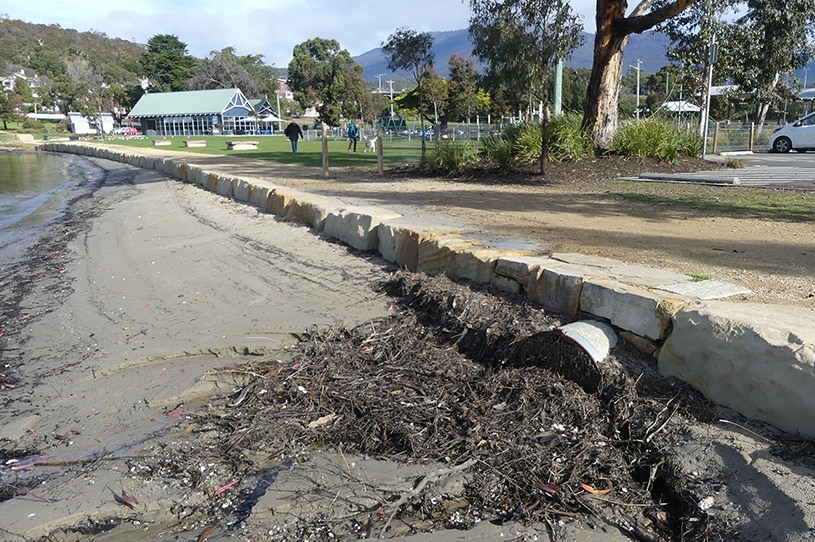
[0,149,102,266]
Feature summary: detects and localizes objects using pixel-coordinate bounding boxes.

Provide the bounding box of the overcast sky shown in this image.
[4,0,598,68]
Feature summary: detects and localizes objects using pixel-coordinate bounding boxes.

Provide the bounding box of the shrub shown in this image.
[432,140,480,176]
[612,117,702,162]
[513,123,543,164]
[483,135,515,172]
[549,112,595,162]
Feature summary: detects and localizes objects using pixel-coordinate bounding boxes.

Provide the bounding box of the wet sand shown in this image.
[0,158,393,539]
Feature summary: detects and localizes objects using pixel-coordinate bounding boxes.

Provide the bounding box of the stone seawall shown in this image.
[40,142,815,438]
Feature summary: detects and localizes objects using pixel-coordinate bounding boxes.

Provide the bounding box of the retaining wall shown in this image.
[39,142,815,438]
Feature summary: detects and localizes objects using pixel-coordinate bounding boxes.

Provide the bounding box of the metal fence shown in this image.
[705,122,775,154]
[298,124,501,144]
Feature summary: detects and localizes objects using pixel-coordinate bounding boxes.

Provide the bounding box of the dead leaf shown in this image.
[581,482,612,495]
[119,485,139,507]
[308,412,338,428]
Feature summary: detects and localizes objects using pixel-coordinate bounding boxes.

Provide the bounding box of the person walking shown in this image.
[347,122,360,152]
[284,121,304,152]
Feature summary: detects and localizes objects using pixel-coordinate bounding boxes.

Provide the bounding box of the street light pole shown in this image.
[631,59,642,120]
[387,80,394,116]
[702,34,718,157]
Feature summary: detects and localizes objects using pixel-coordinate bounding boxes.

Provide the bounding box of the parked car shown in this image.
[112,126,139,135]
[768,111,815,153]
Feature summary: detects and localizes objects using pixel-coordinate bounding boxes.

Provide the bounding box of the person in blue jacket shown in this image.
[347,122,360,152]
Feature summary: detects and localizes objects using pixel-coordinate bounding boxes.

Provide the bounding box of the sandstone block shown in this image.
[324,206,402,251]
[659,301,815,437]
[579,278,685,340]
[417,236,498,283]
[284,194,343,231]
[528,262,601,316]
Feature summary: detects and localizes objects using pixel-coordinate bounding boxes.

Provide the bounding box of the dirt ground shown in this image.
[247,155,815,309]
[2,151,815,542]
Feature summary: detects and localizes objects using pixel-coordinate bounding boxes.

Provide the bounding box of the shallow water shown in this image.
[0,150,101,266]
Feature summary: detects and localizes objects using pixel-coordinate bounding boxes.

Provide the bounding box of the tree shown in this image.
[448,55,481,124]
[582,0,698,151]
[470,0,582,176]
[423,69,449,141]
[187,47,277,97]
[728,0,815,129]
[139,34,195,92]
[383,28,434,163]
[0,90,17,129]
[287,38,366,127]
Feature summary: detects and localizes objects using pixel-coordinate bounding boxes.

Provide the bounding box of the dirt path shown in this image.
[251,163,815,308]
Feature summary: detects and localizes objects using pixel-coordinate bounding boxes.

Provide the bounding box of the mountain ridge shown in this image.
[354,28,672,83]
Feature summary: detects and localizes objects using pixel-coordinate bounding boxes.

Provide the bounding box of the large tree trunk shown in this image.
[582,0,698,151]
[583,0,632,151]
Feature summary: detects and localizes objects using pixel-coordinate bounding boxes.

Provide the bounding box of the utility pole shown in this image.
[629,59,642,119]
[702,34,718,157]
[377,74,384,93]
[387,80,395,116]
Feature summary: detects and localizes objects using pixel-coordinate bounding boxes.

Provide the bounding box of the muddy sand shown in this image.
[1,155,814,541]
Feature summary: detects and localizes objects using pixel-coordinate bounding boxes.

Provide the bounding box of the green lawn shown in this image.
[91,134,449,169]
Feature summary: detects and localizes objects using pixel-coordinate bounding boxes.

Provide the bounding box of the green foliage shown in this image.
[612,118,701,162]
[432,140,480,175]
[549,112,596,161]
[287,38,365,126]
[139,34,195,92]
[383,28,435,162]
[513,123,543,163]
[20,118,45,132]
[188,47,277,97]
[0,90,18,129]
[382,28,435,84]
[482,134,515,172]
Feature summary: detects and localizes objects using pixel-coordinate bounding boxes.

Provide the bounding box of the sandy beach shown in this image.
[2,152,815,541]
[0,157,393,539]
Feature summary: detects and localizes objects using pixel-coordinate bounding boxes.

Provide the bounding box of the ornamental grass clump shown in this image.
[432,140,480,176]
[612,117,701,162]
[483,134,515,172]
[549,112,595,162]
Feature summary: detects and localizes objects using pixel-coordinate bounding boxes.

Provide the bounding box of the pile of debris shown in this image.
[147,271,730,540]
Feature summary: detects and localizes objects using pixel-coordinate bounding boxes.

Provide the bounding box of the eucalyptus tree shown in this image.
[423,68,449,141]
[469,0,582,176]
[287,37,366,127]
[581,0,698,151]
[662,0,815,134]
[382,28,434,162]
[188,47,277,98]
[728,0,815,129]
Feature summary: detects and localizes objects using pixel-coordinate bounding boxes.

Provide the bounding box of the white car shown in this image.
[768,111,815,153]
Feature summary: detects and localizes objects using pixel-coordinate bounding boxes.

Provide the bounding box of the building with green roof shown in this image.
[128,88,274,136]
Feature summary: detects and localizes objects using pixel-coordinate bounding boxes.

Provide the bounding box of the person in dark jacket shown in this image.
[284,121,304,152]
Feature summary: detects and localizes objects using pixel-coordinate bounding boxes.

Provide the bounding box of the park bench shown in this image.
[183,140,207,148]
[152,139,172,146]
[226,140,259,150]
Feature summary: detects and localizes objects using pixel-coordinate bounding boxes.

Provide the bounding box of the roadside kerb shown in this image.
[38,142,815,438]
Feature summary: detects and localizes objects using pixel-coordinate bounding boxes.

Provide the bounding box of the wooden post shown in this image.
[377,124,384,176]
[713,122,720,154]
[321,123,329,178]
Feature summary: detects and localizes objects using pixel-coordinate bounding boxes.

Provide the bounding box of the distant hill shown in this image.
[0,17,144,85]
[355,28,672,82]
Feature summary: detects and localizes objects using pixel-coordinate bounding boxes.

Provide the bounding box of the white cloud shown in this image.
[4,0,597,67]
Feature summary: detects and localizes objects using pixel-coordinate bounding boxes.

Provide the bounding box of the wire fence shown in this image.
[705,121,775,154]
